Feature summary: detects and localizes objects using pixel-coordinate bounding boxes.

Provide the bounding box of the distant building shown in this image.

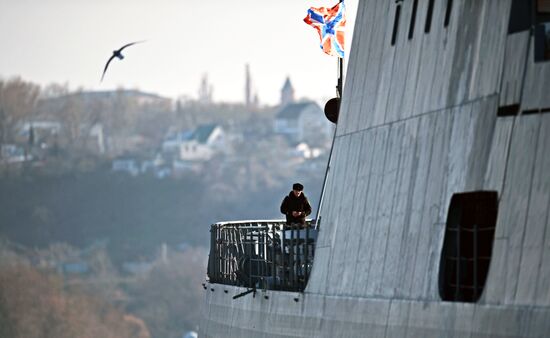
[0,144,28,163]
[293,142,323,159]
[162,131,194,153]
[112,158,139,176]
[280,77,295,106]
[274,102,331,143]
[245,64,252,107]
[198,73,214,104]
[57,89,171,107]
[88,123,105,154]
[17,121,61,150]
[18,120,104,154]
[19,121,61,136]
[178,124,226,162]
[244,64,259,108]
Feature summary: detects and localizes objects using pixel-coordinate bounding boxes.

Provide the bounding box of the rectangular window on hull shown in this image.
[392,3,402,46]
[508,0,533,34]
[425,0,435,33]
[522,107,550,115]
[444,0,453,28]
[497,104,520,117]
[536,0,550,61]
[439,191,498,303]
[408,0,419,40]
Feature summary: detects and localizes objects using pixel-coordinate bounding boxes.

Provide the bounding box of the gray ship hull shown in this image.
[202,287,550,337]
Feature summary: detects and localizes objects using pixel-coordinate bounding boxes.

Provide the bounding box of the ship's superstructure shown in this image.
[201,0,550,336]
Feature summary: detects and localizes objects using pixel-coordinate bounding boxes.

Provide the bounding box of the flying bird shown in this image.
[101,41,145,82]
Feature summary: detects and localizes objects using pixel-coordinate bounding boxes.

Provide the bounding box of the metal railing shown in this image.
[207,220,317,292]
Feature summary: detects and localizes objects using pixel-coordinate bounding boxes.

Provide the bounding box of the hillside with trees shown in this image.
[0,242,206,338]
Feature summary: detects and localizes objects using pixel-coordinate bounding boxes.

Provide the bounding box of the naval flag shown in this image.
[304,1,346,58]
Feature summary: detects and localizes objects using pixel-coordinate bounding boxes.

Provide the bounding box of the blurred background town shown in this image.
[0,67,333,337]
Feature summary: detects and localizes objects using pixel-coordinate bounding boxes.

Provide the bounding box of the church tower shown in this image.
[245,64,251,107]
[280,77,294,106]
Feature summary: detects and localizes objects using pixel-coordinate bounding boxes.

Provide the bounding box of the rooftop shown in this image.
[276,102,314,119]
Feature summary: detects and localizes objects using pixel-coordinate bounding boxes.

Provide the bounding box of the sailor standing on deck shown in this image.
[280,183,312,227]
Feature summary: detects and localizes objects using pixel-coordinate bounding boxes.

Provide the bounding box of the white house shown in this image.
[178,124,225,161]
[293,142,323,159]
[161,131,193,153]
[274,102,331,143]
[88,123,105,154]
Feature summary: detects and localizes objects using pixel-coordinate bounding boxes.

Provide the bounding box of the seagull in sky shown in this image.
[101,41,145,82]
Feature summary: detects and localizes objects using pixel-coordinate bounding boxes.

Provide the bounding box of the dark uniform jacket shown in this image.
[280,191,312,225]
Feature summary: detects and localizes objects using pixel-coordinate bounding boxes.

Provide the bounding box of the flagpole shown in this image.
[314,56,343,230]
[337,56,343,98]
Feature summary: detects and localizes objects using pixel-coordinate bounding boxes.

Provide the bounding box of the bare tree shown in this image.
[41,82,69,99]
[0,260,150,338]
[127,247,207,338]
[0,77,40,144]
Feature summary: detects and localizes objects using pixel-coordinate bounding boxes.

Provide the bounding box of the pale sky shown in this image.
[0,0,357,106]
